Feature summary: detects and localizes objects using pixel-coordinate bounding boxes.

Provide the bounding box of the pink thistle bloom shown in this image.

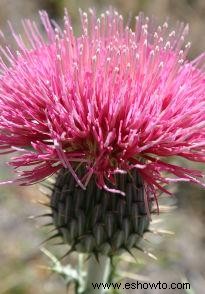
[0,9,205,198]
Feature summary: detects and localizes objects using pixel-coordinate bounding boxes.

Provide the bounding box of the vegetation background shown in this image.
[0,0,204,293]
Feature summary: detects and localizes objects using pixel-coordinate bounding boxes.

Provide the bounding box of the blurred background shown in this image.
[0,0,204,293]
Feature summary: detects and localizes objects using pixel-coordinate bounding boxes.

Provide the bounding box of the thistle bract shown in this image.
[51,168,152,256]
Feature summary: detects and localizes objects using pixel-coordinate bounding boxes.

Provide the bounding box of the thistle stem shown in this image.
[83,255,111,294]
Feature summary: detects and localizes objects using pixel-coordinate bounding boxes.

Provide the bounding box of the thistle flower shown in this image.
[0,9,205,256]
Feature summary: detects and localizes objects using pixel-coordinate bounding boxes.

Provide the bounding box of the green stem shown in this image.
[83,255,111,294]
[75,254,85,294]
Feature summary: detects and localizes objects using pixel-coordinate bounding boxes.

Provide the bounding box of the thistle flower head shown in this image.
[0,9,205,198]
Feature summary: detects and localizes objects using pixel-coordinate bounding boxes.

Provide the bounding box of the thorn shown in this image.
[134,245,144,252]
[42,222,54,227]
[40,192,51,199]
[84,254,92,263]
[46,227,58,234]
[159,205,176,212]
[93,252,100,263]
[152,205,175,214]
[28,213,53,219]
[46,225,65,234]
[59,247,74,261]
[134,245,157,260]
[125,248,138,262]
[110,256,114,268]
[146,251,158,260]
[36,200,51,208]
[40,183,54,191]
[142,236,152,244]
[40,233,61,246]
[145,228,155,234]
[146,228,174,236]
[52,241,65,246]
[151,219,163,224]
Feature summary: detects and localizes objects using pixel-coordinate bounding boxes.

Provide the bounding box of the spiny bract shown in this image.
[50,168,152,256]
